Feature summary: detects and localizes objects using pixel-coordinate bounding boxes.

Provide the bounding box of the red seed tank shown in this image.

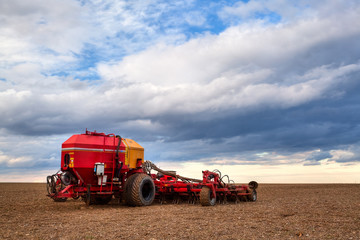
[60,130,144,189]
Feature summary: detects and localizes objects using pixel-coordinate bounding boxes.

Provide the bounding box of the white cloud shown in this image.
[219,0,360,24]
[184,11,207,26]
[0,0,90,54]
[1,2,360,132]
[220,0,266,19]
[0,151,33,167]
[95,11,360,116]
[101,13,359,85]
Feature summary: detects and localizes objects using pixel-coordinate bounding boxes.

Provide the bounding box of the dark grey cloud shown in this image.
[306,151,333,161]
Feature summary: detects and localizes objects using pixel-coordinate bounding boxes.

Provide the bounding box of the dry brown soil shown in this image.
[0,183,359,239]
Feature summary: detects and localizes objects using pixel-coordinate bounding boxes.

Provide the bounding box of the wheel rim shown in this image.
[141,180,154,201]
[252,191,257,201]
[209,188,216,205]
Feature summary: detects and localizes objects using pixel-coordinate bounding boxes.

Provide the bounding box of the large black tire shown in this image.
[125,174,155,206]
[247,189,257,202]
[200,187,216,206]
[123,174,138,203]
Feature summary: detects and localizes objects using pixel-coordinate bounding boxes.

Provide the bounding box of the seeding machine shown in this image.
[47,130,258,206]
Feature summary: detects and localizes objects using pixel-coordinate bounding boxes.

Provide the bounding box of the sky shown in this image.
[0,0,360,183]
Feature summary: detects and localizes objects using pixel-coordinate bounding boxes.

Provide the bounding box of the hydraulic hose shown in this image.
[144,161,202,183]
[115,135,122,178]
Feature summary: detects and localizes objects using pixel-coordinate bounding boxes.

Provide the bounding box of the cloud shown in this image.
[1,1,360,182]
[306,150,332,161]
[1,1,360,144]
[0,151,32,168]
[304,150,332,165]
[330,145,360,163]
[220,0,360,24]
[0,129,67,174]
[0,0,90,71]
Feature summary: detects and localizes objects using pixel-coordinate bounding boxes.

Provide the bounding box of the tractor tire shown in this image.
[200,187,216,206]
[125,174,155,206]
[247,189,257,202]
[123,174,138,203]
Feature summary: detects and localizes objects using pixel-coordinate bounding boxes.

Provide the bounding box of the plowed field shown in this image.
[0,183,359,239]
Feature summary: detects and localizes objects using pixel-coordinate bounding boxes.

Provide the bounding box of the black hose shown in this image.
[221,175,230,184]
[115,135,122,178]
[46,176,53,194]
[115,135,122,159]
[212,169,222,178]
[46,173,58,194]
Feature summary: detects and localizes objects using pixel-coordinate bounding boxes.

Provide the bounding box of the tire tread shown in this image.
[126,173,155,206]
[200,187,215,206]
